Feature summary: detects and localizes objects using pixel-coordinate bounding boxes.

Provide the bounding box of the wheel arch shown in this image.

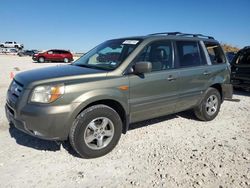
[210,83,222,100]
[70,98,129,136]
[38,56,46,61]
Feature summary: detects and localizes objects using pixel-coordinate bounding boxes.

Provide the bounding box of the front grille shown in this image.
[9,80,24,98]
[6,104,14,117]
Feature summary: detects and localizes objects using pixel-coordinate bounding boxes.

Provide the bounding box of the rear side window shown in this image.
[204,42,226,64]
[53,50,61,54]
[176,41,203,67]
[60,51,69,54]
[53,50,68,54]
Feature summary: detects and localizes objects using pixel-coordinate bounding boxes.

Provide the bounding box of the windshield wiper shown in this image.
[73,64,95,69]
[73,64,110,71]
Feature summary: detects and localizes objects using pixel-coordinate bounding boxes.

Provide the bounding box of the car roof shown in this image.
[48,49,70,52]
[238,46,250,53]
[115,32,218,43]
[242,46,250,50]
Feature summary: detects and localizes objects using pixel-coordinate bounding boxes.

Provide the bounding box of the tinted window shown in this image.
[176,41,203,67]
[53,50,66,54]
[56,50,66,54]
[54,50,61,54]
[204,42,226,64]
[235,51,250,65]
[135,41,173,72]
[61,51,69,54]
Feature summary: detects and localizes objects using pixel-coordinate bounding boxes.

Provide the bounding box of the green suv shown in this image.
[5,32,232,158]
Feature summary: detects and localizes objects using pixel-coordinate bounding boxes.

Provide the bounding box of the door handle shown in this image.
[167,75,176,81]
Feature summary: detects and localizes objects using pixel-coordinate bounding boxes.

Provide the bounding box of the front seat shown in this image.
[150,49,167,71]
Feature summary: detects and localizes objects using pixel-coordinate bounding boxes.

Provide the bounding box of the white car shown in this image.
[0,41,24,49]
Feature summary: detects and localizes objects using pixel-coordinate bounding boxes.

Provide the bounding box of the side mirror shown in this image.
[134,61,152,74]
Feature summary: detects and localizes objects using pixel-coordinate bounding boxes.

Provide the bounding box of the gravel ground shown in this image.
[0,55,249,188]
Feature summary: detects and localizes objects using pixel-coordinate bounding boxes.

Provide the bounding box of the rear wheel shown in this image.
[0,45,4,48]
[194,87,221,121]
[38,57,45,63]
[69,105,122,158]
[63,58,69,63]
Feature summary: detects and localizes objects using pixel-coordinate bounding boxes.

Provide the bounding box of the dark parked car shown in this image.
[18,50,39,57]
[33,49,73,63]
[231,46,250,90]
[6,32,232,158]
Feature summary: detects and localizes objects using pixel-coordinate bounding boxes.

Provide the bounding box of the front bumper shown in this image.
[5,100,75,141]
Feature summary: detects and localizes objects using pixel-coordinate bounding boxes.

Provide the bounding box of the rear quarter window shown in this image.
[204,42,226,64]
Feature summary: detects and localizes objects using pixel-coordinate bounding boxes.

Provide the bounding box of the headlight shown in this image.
[31,84,65,103]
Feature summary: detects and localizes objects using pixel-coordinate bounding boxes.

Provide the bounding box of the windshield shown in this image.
[73,39,141,70]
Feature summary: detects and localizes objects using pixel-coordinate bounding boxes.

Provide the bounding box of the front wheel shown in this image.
[69,105,122,158]
[38,57,45,63]
[194,87,221,121]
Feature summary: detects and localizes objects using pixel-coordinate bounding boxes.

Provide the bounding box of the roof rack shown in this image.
[148,32,214,39]
[148,32,182,36]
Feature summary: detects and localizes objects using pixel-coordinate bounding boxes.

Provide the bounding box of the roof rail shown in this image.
[148,32,182,36]
[148,32,214,39]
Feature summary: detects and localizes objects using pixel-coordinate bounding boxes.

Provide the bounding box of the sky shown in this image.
[0,0,249,52]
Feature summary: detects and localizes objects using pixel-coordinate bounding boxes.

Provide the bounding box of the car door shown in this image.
[231,49,250,84]
[174,40,213,112]
[128,40,179,123]
[5,42,11,48]
[53,50,63,61]
[46,50,55,61]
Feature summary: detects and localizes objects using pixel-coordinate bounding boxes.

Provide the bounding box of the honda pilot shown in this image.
[5,32,232,158]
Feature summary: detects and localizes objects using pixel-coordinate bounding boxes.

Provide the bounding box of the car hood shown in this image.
[15,64,107,88]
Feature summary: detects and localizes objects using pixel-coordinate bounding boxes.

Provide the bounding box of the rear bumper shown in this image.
[231,79,250,89]
[222,83,233,100]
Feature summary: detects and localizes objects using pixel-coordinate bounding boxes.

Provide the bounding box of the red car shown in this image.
[33,49,73,63]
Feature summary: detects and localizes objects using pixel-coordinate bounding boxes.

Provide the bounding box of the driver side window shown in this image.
[135,41,173,72]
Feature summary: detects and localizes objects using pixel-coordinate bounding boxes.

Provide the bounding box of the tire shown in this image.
[38,57,45,63]
[63,58,69,63]
[194,87,221,121]
[0,45,4,48]
[69,104,122,158]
